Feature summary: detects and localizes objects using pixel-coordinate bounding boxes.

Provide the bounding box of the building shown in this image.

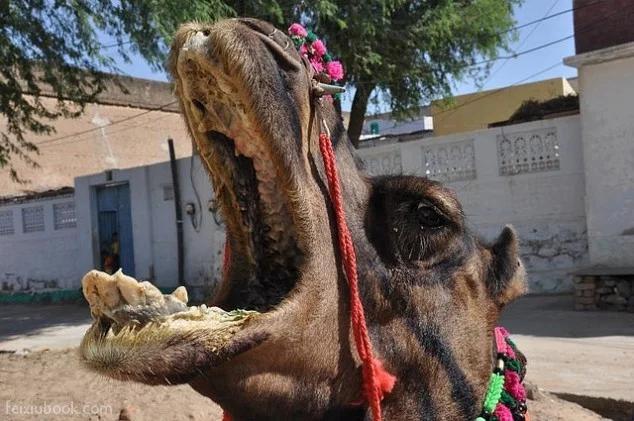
[564,0,634,269]
[2,5,633,299]
[431,77,577,136]
[0,75,192,197]
[0,74,212,296]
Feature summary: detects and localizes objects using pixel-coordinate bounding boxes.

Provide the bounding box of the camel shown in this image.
[80,18,528,420]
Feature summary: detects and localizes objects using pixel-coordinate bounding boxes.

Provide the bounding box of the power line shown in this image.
[100,40,134,50]
[498,0,603,35]
[29,1,612,147]
[483,0,561,88]
[434,61,564,119]
[37,100,178,146]
[470,2,626,67]
[354,0,618,86]
[38,111,170,149]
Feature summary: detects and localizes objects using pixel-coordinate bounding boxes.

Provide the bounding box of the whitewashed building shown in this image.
[1,3,633,296]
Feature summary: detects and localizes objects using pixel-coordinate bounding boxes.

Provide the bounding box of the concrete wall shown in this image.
[0,194,81,290]
[2,115,591,294]
[357,115,588,292]
[431,78,577,136]
[75,156,225,295]
[567,46,634,267]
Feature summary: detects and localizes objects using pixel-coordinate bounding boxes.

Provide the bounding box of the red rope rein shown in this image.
[220,129,395,421]
[318,131,396,421]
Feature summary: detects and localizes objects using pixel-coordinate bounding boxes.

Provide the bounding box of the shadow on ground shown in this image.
[501,294,634,338]
[0,303,91,343]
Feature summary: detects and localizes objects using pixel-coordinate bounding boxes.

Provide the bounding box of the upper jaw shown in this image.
[171,23,310,310]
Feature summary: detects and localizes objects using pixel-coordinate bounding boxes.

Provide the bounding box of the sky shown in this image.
[102,0,578,113]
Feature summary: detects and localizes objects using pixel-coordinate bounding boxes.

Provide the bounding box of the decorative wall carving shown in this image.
[497,127,560,175]
[361,148,402,176]
[421,139,476,182]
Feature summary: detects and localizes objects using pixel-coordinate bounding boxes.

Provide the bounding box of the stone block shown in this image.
[583,289,594,297]
[596,287,614,294]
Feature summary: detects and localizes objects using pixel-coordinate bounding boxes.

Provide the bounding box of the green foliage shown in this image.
[1,0,521,177]
[0,0,235,181]
[302,0,523,145]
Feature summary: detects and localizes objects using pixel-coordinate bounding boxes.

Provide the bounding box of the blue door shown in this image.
[96,183,135,276]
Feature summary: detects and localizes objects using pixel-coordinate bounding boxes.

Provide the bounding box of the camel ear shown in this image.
[489,226,527,306]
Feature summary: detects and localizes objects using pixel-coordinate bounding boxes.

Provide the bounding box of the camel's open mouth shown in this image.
[171,20,307,311]
[80,20,310,375]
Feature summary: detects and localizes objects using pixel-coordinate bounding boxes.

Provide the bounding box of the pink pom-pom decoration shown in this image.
[288,23,307,37]
[504,371,527,401]
[299,43,309,56]
[310,57,324,74]
[493,403,514,421]
[312,39,327,57]
[326,60,344,81]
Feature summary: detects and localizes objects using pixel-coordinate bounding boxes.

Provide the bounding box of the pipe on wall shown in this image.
[168,138,185,286]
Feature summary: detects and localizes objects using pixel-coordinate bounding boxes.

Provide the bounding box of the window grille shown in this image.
[22,206,45,233]
[0,210,14,235]
[53,202,77,229]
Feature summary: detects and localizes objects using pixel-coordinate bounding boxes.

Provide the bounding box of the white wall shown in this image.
[0,194,81,290]
[75,156,225,295]
[357,115,588,293]
[575,52,634,266]
[3,115,591,294]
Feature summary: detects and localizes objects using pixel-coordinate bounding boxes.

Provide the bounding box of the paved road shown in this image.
[1,295,632,402]
[0,303,91,352]
[500,295,634,403]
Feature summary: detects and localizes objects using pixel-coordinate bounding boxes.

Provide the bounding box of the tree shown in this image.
[0,0,235,181]
[304,0,523,147]
[1,1,520,178]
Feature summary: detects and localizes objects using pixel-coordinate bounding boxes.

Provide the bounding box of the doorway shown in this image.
[96,183,135,276]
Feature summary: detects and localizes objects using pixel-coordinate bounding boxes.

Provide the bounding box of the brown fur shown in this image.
[80,18,527,420]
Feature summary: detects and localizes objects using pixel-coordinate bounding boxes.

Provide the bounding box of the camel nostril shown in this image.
[201,29,210,37]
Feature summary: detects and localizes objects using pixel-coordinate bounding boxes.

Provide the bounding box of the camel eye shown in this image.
[415,202,444,228]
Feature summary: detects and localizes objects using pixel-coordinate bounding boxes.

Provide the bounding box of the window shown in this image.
[22,206,44,233]
[0,210,14,235]
[53,202,77,229]
[370,121,380,135]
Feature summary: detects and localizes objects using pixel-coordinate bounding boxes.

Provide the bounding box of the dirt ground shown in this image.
[0,348,611,421]
[1,295,632,420]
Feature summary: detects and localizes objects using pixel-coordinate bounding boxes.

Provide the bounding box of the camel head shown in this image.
[80,18,527,420]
